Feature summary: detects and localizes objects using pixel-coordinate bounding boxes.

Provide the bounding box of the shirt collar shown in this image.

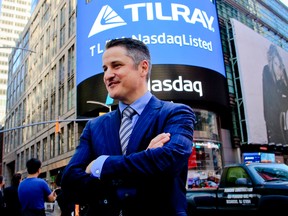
[119,91,152,115]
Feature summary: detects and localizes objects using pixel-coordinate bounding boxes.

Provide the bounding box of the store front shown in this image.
[187,109,223,189]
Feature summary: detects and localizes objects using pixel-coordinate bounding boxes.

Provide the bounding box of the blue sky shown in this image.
[280,0,288,6]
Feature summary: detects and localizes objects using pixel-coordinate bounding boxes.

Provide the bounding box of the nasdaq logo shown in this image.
[88,2,215,38]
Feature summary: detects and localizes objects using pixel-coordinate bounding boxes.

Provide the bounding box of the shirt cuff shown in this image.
[90,155,109,179]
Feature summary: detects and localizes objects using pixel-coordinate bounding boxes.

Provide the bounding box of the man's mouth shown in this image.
[108,81,119,87]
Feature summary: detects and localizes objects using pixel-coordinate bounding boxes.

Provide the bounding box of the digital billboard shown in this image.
[231,18,288,146]
[76,0,228,116]
[243,152,275,164]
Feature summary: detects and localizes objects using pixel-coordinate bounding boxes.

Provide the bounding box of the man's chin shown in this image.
[107,92,118,100]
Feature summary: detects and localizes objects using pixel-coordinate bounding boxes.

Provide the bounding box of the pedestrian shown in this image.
[3,172,22,216]
[61,38,196,216]
[0,175,6,215]
[18,158,57,216]
[54,171,74,216]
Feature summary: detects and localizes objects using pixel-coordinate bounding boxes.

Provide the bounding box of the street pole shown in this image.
[0,46,36,53]
[0,118,92,133]
[86,100,112,112]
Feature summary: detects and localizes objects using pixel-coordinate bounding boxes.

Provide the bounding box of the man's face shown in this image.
[102,46,148,104]
[272,57,283,80]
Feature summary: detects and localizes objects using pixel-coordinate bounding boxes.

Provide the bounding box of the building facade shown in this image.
[0,0,32,125]
[1,0,288,188]
[217,0,288,163]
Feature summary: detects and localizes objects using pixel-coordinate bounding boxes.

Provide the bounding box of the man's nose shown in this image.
[104,70,115,80]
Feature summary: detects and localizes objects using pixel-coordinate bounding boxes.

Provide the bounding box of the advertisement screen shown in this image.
[76,0,225,86]
[77,65,229,116]
[231,18,288,146]
[243,152,275,164]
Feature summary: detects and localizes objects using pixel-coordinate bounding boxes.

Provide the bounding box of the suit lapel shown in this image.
[127,96,162,154]
[105,109,123,155]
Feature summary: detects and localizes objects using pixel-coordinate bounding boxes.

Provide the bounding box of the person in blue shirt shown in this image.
[18,158,57,216]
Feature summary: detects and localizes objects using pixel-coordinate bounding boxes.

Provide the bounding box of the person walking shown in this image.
[3,173,22,216]
[54,171,74,216]
[18,158,57,216]
[61,38,196,216]
[0,175,6,215]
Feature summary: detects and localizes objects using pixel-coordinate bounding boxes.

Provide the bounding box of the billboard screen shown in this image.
[76,0,225,83]
[76,0,227,116]
[231,18,288,145]
[77,65,229,116]
[243,152,275,164]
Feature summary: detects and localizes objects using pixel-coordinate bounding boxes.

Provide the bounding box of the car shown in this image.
[186,163,288,215]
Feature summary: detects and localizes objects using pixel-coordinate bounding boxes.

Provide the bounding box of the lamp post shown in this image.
[0,46,36,53]
[86,100,112,112]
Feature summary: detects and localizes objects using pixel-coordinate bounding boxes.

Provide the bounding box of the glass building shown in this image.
[216,0,288,164]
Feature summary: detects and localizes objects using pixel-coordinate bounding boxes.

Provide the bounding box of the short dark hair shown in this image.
[105,38,152,79]
[11,173,22,186]
[55,170,63,187]
[26,158,42,174]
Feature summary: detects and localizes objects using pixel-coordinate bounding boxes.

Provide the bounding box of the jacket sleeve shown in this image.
[61,120,104,204]
[100,102,195,181]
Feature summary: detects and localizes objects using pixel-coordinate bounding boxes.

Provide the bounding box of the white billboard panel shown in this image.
[231,18,288,145]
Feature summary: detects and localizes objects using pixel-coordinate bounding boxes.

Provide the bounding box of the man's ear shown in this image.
[140,60,149,77]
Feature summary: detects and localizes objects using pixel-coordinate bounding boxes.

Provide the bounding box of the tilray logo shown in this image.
[88,3,215,38]
[88,5,127,38]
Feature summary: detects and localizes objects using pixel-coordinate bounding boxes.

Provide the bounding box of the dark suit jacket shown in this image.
[62,96,195,216]
[3,185,21,216]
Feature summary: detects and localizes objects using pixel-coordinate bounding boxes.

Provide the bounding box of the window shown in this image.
[43,138,48,161]
[60,4,66,48]
[50,133,55,158]
[187,142,222,189]
[68,122,75,151]
[225,167,250,187]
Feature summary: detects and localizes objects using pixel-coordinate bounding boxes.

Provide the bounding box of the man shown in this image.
[54,171,74,216]
[3,173,22,216]
[0,175,6,215]
[61,38,195,216]
[18,158,57,216]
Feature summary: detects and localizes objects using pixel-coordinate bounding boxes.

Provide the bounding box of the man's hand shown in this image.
[147,132,170,149]
[85,133,171,174]
[86,160,95,174]
[47,189,57,202]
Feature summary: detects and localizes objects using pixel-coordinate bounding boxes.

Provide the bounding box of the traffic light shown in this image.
[55,121,60,133]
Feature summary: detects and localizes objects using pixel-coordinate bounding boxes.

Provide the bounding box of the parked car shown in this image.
[186,162,288,215]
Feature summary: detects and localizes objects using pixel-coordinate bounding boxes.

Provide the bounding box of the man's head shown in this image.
[102,38,152,104]
[11,173,22,186]
[26,158,42,175]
